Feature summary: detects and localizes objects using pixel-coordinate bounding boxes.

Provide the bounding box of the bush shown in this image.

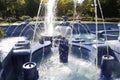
[105,18,120,22]
[82,17,92,21]
[0,17,4,22]
[6,17,17,22]
[67,10,73,16]
[20,15,31,21]
[0,28,4,38]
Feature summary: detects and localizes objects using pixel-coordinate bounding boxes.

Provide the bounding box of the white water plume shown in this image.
[44,0,58,36]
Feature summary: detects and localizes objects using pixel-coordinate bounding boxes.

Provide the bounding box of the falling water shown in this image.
[5,22,21,33]
[44,0,58,35]
[32,0,43,43]
[97,0,109,57]
[10,24,22,36]
[30,0,43,62]
[73,0,77,21]
[38,48,100,80]
[94,0,98,66]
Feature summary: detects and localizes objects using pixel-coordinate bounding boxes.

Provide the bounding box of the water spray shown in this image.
[94,0,98,66]
[95,0,114,79]
[73,0,77,22]
[118,23,120,41]
[22,1,44,80]
[97,0,109,58]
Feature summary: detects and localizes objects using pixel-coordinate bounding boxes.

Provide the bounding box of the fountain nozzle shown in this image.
[99,55,114,80]
[22,62,39,80]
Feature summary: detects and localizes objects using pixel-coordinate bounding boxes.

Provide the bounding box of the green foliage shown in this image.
[0,0,5,12]
[57,0,74,16]
[0,0,120,20]
[67,10,73,16]
[78,0,92,15]
[0,28,4,38]
[99,0,119,18]
[25,0,39,18]
[17,0,25,5]
[78,0,120,18]
[0,0,39,19]
[20,15,31,20]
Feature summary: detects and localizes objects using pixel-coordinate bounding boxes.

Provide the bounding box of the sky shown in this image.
[78,0,84,3]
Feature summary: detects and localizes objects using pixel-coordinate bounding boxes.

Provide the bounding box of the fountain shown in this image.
[0,0,120,80]
[35,1,108,80]
[35,0,101,79]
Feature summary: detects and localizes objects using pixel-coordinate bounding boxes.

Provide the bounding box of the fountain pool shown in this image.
[38,48,100,80]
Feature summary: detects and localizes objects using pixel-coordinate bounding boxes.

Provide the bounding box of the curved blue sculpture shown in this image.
[60,16,70,26]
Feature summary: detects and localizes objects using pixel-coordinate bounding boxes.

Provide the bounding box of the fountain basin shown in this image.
[16,40,30,45]
[0,37,28,80]
[0,22,119,79]
[0,37,27,62]
[102,34,118,40]
[0,37,51,80]
[72,38,85,43]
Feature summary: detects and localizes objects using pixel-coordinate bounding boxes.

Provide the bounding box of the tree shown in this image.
[78,0,120,18]
[25,0,39,18]
[0,0,6,18]
[57,0,74,17]
[76,0,92,16]
[0,0,26,19]
[117,0,120,17]
[99,0,119,18]
[0,0,120,20]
